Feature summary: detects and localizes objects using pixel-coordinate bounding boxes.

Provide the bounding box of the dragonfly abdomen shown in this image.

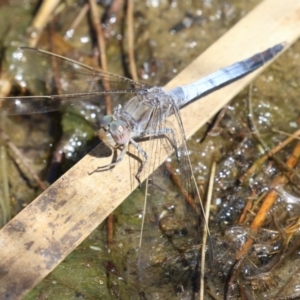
[168,42,285,106]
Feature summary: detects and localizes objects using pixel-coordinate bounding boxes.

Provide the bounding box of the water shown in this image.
[0,44,283,299]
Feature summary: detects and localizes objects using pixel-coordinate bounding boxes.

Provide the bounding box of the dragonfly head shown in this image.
[98,115,130,148]
[99,115,114,127]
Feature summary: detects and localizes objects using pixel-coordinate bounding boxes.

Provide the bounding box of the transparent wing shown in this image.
[134,99,203,297]
[0,47,151,115]
[0,94,112,115]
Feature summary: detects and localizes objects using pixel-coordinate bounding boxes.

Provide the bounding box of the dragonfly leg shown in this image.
[143,128,180,160]
[88,144,127,175]
[129,138,148,185]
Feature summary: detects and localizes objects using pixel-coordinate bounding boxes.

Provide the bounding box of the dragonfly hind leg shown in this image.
[143,127,180,160]
[129,138,148,185]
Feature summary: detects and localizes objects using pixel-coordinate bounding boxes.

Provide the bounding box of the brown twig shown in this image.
[225,258,245,300]
[89,0,115,247]
[106,213,114,249]
[208,106,228,136]
[247,83,268,151]
[237,190,256,224]
[0,127,47,191]
[107,0,125,17]
[88,0,112,114]
[165,161,198,211]
[238,191,267,225]
[64,3,89,40]
[239,128,300,183]
[126,0,138,81]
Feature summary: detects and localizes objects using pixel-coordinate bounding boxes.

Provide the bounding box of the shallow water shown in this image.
[1,0,300,299]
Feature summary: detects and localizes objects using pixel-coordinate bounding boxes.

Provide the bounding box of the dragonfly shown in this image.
[0,43,284,297]
[0,44,284,179]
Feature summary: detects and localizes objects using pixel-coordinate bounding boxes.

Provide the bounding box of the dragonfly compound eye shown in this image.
[100,115,113,127]
[110,121,130,145]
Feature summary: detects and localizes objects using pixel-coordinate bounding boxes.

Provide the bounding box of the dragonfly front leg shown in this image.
[89,144,128,175]
[90,139,147,186]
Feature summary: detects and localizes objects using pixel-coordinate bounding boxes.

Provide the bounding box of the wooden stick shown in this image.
[1,0,300,299]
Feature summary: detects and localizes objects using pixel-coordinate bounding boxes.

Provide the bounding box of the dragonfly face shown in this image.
[98,115,130,149]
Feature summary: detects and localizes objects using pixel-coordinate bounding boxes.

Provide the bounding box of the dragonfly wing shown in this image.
[12,47,151,94]
[134,97,203,297]
[1,48,153,115]
[0,93,129,115]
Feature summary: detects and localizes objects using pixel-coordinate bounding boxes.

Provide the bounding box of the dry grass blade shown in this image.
[0,146,10,225]
[0,0,300,299]
[28,0,61,47]
[200,159,215,300]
